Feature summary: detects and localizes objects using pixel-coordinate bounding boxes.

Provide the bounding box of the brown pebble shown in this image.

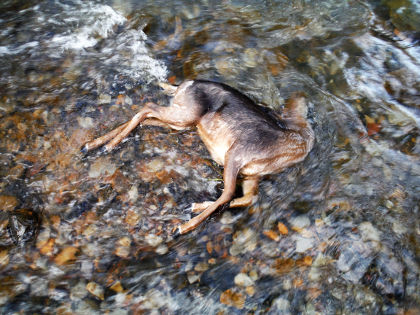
[86,282,104,300]
[40,238,55,256]
[273,258,295,275]
[125,209,141,227]
[206,241,213,254]
[0,195,18,211]
[220,289,245,309]
[245,286,255,296]
[110,281,124,293]
[0,249,9,267]
[277,222,289,235]
[54,246,78,265]
[263,230,280,241]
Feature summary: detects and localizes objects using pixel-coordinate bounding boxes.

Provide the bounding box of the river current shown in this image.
[0,0,419,313]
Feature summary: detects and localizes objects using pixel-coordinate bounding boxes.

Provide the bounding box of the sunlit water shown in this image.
[0,0,419,313]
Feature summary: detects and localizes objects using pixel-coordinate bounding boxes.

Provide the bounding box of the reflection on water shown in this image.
[0,0,419,313]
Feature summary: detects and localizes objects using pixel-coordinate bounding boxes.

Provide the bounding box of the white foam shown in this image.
[0,41,39,55]
[49,3,127,52]
[102,29,168,82]
[0,1,167,84]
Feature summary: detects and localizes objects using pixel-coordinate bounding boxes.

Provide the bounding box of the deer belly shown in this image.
[196,121,234,166]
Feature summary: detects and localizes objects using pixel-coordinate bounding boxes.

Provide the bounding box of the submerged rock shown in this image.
[145,234,163,247]
[290,215,311,230]
[86,282,104,300]
[234,273,254,287]
[229,228,258,256]
[294,236,314,253]
[336,240,374,283]
[0,196,18,212]
[88,158,117,178]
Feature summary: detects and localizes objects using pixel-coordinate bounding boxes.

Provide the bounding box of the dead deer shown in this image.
[82,80,314,235]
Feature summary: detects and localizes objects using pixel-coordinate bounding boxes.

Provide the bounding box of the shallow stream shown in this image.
[0,0,419,313]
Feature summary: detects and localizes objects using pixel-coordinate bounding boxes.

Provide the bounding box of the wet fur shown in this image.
[83,79,314,235]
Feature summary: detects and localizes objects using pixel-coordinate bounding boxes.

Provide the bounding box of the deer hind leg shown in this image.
[229,177,259,208]
[192,177,259,213]
[82,106,151,153]
[82,101,197,153]
[82,121,130,153]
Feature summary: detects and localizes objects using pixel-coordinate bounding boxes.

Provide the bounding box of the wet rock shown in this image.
[194,262,209,272]
[83,224,97,239]
[145,234,163,247]
[220,289,245,309]
[54,246,78,265]
[243,48,259,67]
[124,208,141,227]
[0,195,18,211]
[7,208,40,245]
[364,250,404,298]
[70,280,88,300]
[142,289,166,309]
[234,273,254,287]
[269,296,291,314]
[39,238,55,256]
[155,244,168,255]
[77,116,94,129]
[308,266,321,281]
[146,158,165,173]
[336,240,373,283]
[220,211,235,225]
[290,215,311,230]
[187,272,200,284]
[245,285,255,296]
[384,0,420,32]
[115,236,131,258]
[277,222,289,235]
[30,277,49,296]
[89,157,117,178]
[215,57,240,78]
[74,300,100,314]
[98,93,112,104]
[263,230,280,241]
[81,260,93,278]
[229,228,258,256]
[67,195,98,220]
[110,281,124,293]
[86,281,104,300]
[272,258,295,275]
[181,49,209,77]
[128,185,138,202]
[124,95,133,106]
[392,221,407,234]
[0,249,9,268]
[0,276,28,306]
[359,221,381,243]
[354,288,378,310]
[294,236,314,253]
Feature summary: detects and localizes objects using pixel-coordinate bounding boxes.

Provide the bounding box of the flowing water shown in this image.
[0,0,419,313]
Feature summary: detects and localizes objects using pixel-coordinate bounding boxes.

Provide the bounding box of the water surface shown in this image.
[0,0,419,313]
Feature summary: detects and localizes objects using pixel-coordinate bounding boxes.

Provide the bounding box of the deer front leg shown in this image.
[178,153,241,234]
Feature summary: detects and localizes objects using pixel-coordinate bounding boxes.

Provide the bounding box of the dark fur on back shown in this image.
[190,80,289,150]
[191,80,286,129]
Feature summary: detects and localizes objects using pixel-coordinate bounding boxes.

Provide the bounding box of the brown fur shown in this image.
[82,80,314,234]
